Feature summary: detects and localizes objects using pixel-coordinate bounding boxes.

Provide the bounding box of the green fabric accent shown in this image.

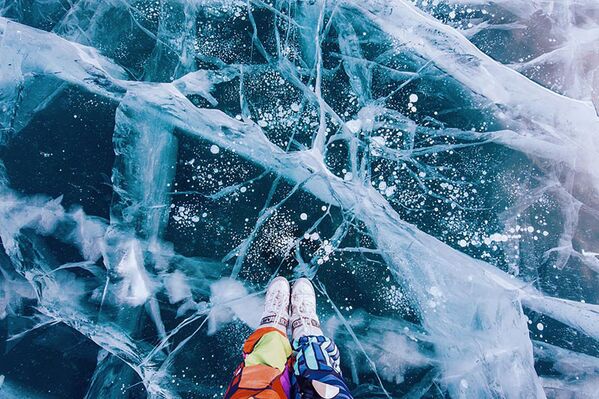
[245,331,292,371]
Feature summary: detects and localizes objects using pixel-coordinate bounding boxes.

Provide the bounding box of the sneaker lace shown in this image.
[296,296,315,316]
[265,289,285,314]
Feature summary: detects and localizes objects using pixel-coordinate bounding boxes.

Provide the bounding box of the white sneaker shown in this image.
[290,278,323,340]
[259,276,290,333]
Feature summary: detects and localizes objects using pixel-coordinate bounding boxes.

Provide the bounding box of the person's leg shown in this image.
[289,278,353,399]
[224,277,293,399]
[244,327,292,371]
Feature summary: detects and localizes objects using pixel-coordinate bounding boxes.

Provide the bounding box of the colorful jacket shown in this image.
[224,327,353,399]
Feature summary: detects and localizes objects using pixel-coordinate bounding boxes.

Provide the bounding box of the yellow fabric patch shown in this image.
[245,331,292,372]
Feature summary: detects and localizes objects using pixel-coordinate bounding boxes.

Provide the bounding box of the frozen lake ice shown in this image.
[0,0,598,398]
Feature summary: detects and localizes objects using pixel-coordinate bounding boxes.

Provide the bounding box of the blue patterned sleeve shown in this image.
[291,336,354,399]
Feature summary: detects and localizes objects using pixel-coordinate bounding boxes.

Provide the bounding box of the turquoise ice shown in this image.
[0,1,598,398]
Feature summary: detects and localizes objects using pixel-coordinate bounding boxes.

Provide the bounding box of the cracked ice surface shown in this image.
[0,0,598,398]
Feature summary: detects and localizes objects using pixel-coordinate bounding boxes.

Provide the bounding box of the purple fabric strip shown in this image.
[280,364,292,398]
